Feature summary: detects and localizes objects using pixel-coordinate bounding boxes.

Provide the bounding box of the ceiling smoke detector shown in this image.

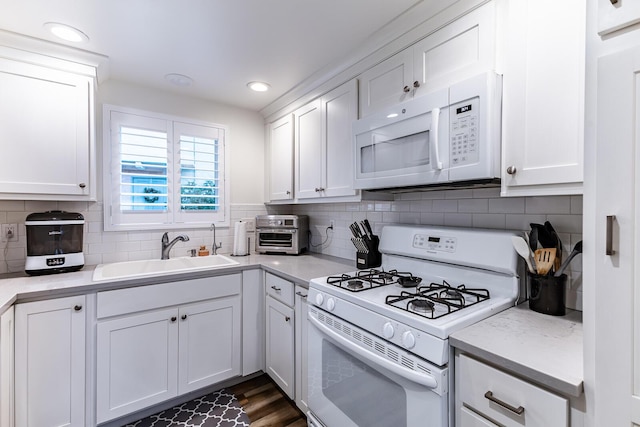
[164,73,194,87]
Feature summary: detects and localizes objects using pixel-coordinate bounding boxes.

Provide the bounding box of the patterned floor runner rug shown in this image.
[124,389,251,427]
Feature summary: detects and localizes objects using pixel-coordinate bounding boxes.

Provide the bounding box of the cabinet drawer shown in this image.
[458,354,568,427]
[265,272,294,306]
[97,274,241,319]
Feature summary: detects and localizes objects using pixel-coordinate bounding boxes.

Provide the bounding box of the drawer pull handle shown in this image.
[181,314,188,320]
[171,316,177,322]
[606,215,616,255]
[296,291,308,299]
[271,286,282,292]
[285,316,291,322]
[73,305,82,311]
[484,391,525,416]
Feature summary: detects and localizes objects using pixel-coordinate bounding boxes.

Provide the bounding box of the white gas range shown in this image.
[306,224,523,427]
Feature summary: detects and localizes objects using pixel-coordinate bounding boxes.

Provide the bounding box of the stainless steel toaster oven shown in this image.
[255,215,308,254]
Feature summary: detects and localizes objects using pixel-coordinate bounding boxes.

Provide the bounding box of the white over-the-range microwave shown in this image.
[353,72,502,191]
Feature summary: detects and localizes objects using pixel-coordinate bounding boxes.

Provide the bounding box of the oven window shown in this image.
[360,131,430,174]
[258,232,292,247]
[321,339,407,426]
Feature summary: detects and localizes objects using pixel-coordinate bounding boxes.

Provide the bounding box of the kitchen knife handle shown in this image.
[606,215,616,255]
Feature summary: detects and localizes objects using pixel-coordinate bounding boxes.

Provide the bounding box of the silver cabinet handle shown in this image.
[74,305,82,311]
[484,391,524,415]
[606,215,616,255]
[403,86,411,93]
[170,316,177,322]
[79,183,86,189]
[506,166,517,175]
[413,80,420,88]
[271,285,281,292]
[296,291,308,299]
[181,314,188,320]
[285,316,291,322]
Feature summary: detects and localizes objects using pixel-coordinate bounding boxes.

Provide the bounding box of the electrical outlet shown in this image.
[241,218,256,232]
[1,224,18,242]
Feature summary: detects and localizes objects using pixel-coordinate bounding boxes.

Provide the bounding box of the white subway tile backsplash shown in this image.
[458,199,489,213]
[444,213,473,227]
[525,196,572,214]
[488,197,525,214]
[432,200,458,213]
[472,213,506,229]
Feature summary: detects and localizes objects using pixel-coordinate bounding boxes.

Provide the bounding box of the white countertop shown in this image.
[0,253,354,313]
[449,303,583,397]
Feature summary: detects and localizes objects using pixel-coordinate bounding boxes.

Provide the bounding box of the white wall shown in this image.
[97,80,266,204]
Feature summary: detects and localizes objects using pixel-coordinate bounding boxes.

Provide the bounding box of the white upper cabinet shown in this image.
[295,79,359,201]
[500,0,585,196]
[359,2,496,118]
[597,0,640,35]
[268,114,294,201]
[0,47,96,201]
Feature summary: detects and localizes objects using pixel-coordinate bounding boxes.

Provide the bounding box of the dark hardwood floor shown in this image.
[230,374,307,427]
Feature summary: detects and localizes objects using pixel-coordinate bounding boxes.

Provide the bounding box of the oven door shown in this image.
[353,88,450,190]
[307,307,447,427]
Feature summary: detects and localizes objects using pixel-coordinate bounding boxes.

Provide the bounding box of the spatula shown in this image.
[534,248,556,276]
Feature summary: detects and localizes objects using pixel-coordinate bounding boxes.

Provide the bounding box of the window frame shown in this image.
[102,104,230,232]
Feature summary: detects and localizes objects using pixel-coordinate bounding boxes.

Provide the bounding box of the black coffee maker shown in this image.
[25,211,85,275]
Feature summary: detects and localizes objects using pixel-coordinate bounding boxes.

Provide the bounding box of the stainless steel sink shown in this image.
[92,255,240,281]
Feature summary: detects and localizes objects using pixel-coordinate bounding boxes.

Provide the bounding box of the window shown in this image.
[103,105,229,231]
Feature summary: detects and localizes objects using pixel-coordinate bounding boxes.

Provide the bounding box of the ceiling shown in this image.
[0,0,423,112]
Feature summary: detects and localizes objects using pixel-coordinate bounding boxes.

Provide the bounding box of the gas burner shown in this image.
[409,298,434,313]
[347,280,364,290]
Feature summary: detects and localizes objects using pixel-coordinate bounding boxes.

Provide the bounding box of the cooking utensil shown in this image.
[544,221,562,271]
[529,227,538,252]
[511,236,536,273]
[554,241,582,277]
[534,248,557,276]
[530,223,555,249]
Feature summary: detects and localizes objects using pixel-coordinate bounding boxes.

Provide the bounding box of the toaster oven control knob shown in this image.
[315,293,324,306]
[326,297,335,311]
[382,322,395,339]
[402,331,416,349]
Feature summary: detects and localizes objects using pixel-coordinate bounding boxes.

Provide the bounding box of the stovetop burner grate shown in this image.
[326,269,418,292]
[385,280,491,320]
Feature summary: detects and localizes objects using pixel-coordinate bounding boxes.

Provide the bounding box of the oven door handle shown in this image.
[308,314,438,389]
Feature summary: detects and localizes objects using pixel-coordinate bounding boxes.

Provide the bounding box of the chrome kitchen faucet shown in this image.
[161,232,190,260]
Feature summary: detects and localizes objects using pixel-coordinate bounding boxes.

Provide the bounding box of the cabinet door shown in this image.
[322,79,359,198]
[15,296,86,427]
[269,114,294,201]
[294,286,309,413]
[459,406,498,427]
[0,58,93,199]
[96,307,179,423]
[178,296,241,394]
[265,295,295,399]
[500,0,585,196]
[358,48,413,118]
[1,307,14,427]
[412,2,495,97]
[597,0,640,35]
[295,100,323,199]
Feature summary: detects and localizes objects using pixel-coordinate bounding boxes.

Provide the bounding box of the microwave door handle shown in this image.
[430,107,443,170]
[308,314,438,389]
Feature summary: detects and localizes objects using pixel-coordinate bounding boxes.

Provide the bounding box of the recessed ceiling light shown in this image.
[247,81,270,92]
[43,22,89,43]
[164,73,194,87]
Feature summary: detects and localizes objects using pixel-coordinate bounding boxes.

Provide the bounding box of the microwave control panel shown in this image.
[413,234,457,253]
[450,96,480,167]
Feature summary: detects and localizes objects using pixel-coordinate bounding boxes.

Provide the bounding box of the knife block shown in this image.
[356,235,381,269]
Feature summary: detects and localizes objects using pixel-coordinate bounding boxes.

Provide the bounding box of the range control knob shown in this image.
[315,293,324,306]
[382,322,395,339]
[402,331,416,349]
[326,298,336,311]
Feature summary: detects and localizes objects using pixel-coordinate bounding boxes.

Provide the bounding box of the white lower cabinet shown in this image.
[265,294,295,399]
[96,275,241,424]
[294,285,309,413]
[456,353,568,427]
[14,295,86,427]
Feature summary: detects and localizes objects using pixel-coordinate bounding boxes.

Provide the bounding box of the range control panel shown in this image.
[450,96,480,167]
[412,234,457,253]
